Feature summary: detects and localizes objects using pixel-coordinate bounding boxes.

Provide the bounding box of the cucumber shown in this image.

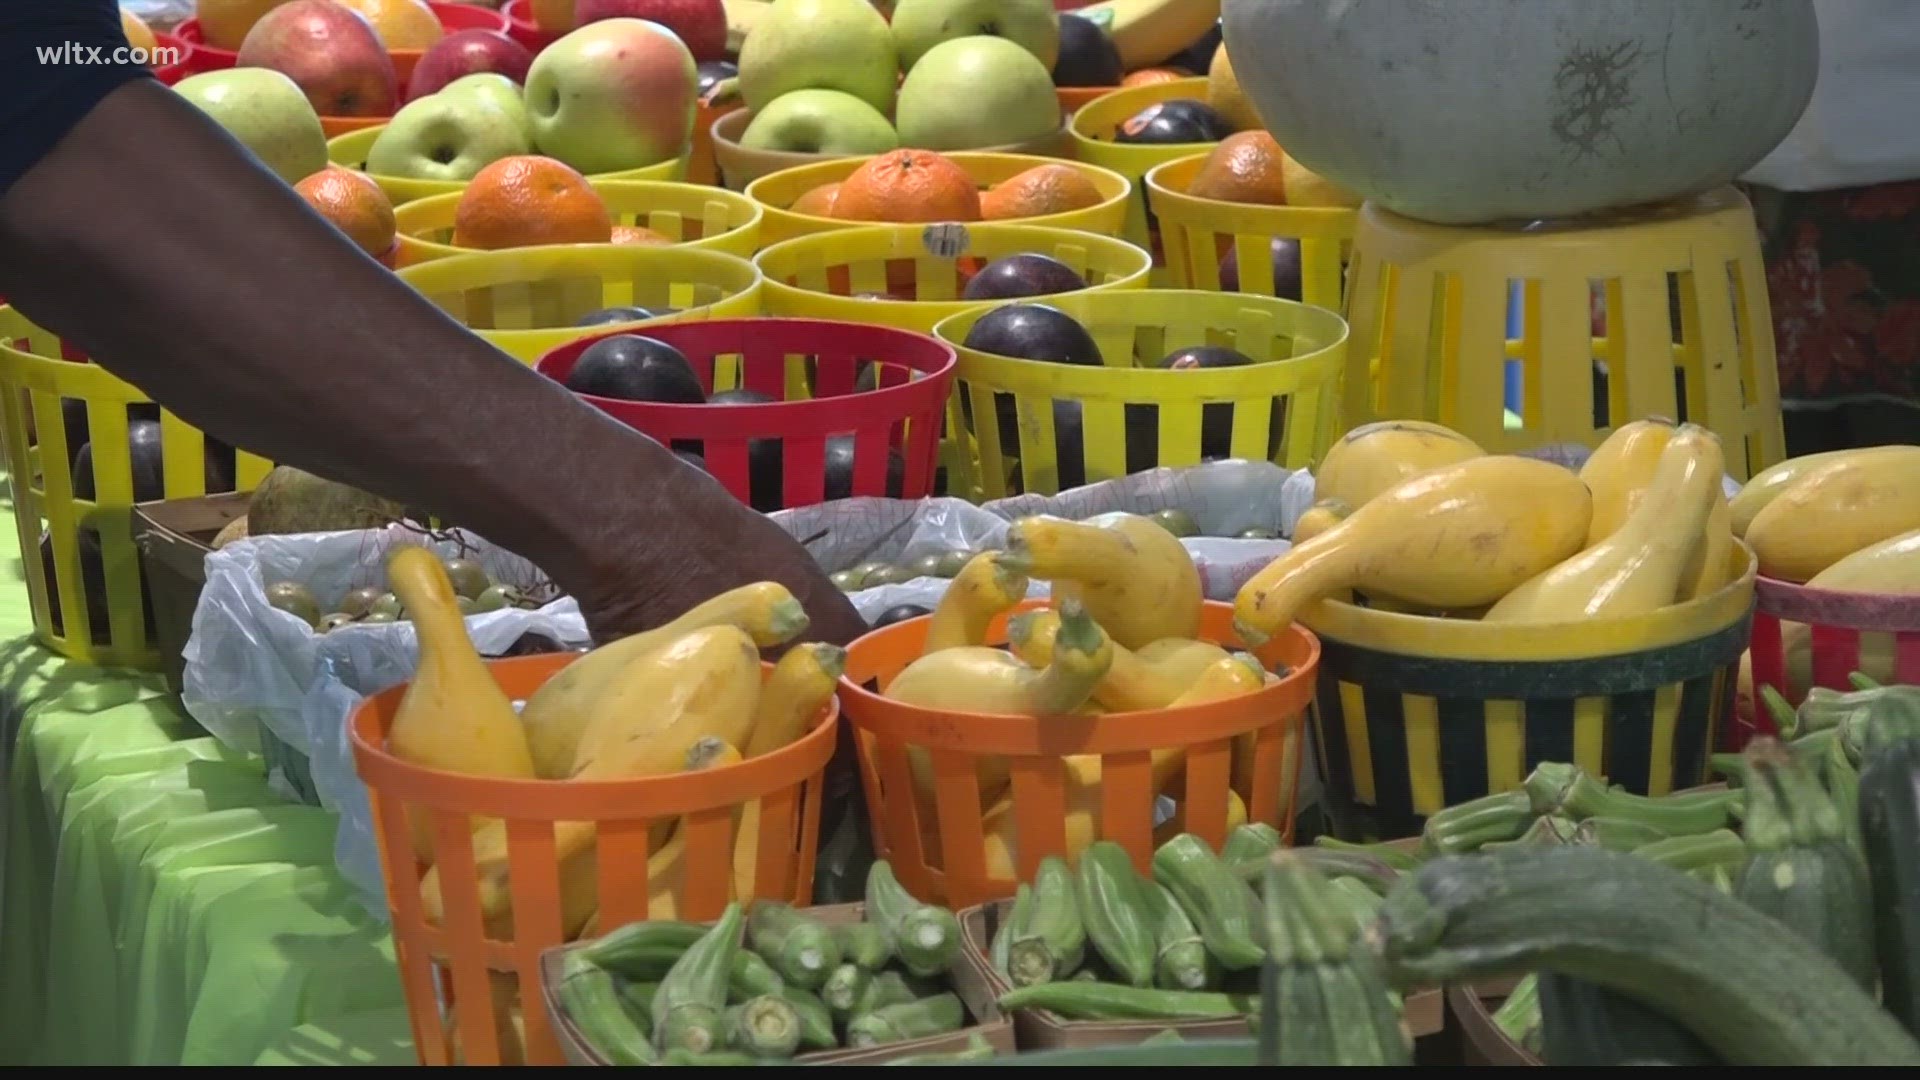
[723,995,803,1059]
[836,921,894,972]
[1860,733,1920,1038]
[844,992,965,1047]
[1420,790,1533,854]
[1007,856,1085,986]
[1734,739,1877,989]
[865,861,961,978]
[1075,841,1157,988]
[1142,879,1214,991]
[1152,834,1265,970]
[746,902,841,990]
[1374,847,1920,1065]
[556,953,657,1064]
[1536,974,1720,1066]
[1254,851,1409,1065]
[996,982,1255,1021]
[1524,762,1740,835]
[653,903,745,1053]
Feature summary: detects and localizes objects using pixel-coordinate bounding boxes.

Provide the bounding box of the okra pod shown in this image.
[1313,836,1424,872]
[996,982,1256,1021]
[1421,790,1534,854]
[1633,829,1748,874]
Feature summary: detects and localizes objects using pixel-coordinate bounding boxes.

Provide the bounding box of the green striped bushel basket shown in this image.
[1301,543,1759,841]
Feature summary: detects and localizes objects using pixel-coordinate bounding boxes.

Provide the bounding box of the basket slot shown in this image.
[750,784,802,900]
[901,397,940,496]
[931,747,992,889]
[843,423,892,499]
[1451,273,1509,440]
[1007,756,1067,883]
[503,818,565,945]
[593,818,654,932]
[1178,739,1234,850]
[871,737,933,887]
[429,812,504,1066]
[1153,400,1205,468]
[680,803,739,921]
[779,435,829,509]
[1228,395,1279,463]
[916,254,957,301]
[644,208,687,241]
[1095,749,1154,873]
[1534,274,1594,440]
[1810,623,1864,696]
[1011,395,1066,494]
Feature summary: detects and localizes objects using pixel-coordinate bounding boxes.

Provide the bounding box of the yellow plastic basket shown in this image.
[710,108,1076,193]
[752,223,1151,335]
[0,308,275,667]
[1069,79,1228,275]
[389,180,763,267]
[325,125,692,206]
[931,290,1349,500]
[1146,154,1358,313]
[745,153,1130,247]
[397,245,763,362]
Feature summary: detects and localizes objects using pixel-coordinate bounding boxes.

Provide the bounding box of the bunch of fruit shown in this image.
[218,0,449,119]
[786,153,1106,225]
[552,861,989,1063]
[260,550,541,631]
[379,556,841,941]
[1233,417,1741,641]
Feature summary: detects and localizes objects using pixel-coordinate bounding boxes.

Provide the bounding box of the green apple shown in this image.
[896,35,1061,151]
[439,72,529,136]
[173,68,328,185]
[738,0,898,115]
[366,92,530,181]
[891,0,1059,73]
[741,89,899,155]
[525,18,698,175]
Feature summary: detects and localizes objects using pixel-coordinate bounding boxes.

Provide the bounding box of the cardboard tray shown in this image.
[540,902,1015,1065]
[132,493,248,694]
[956,901,1444,1050]
[1449,979,1541,1066]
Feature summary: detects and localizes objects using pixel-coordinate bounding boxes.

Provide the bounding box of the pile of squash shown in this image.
[376,547,841,940]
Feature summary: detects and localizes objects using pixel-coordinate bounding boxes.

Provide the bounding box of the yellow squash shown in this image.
[1730,445,1920,539]
[733,645,846,900]
[1807,527,1920,595]
[568,625,763,780]
[920,552,1030,654]
[1291,498,1352,545]
[519,582,808,778]
[1314,420,1484,510]
[1682,492,1737,601]
[1745,448,1920,582]
[1235,456,1593,641]
[384,546,535,863]
[1486,425,1724,622]
[1580,417,1678,545]
[1002,513,1202,650]
[1006,608,1230,712]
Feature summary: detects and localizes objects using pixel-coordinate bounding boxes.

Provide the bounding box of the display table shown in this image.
[0,484,414,1065]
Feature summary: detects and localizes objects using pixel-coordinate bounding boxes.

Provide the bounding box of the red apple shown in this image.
[574,0,726,61]
[236,0,398,118]
[405,29,535,100]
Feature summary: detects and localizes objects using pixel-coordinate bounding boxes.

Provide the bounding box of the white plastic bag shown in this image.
[1744,1,1920,192]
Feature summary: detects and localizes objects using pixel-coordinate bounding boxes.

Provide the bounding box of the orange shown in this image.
[790,182,841,218]
[529,0,574,33]
[831,150,981,224]
[1186,131,1287,205]
[1122,68,1186,89]
[197,0,294,50]
[980,163,1103,221]
[122,9,159,54]
[295,167,397,257]
[334,0,444,48]
[451,156,613,250]
[611,224,673,245]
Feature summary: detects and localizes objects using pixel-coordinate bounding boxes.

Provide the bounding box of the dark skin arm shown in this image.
[0,78,867,647]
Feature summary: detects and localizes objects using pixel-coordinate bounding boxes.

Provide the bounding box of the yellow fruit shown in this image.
[198,0,293,50]
[1746,450,1920,583]
[1486,425,1724,622]
[1730,446,1920,538]
[1006,609,1229,712]
[568,625,763,779]
[1280,153,1362,209]
[1806,527,1920,595]
[732,645,845,899]
[1580,417,1678,545]
[384,547,534,862]
[1314,420,1484,511]
[1206,44,1261,132]
[1292,498,1351,545]
[122,9,158,54]
[529,0,574,33]
[1682,491,1736,601]
[1235,455,1593,641]
[1002,513,1202,651]
[519,582,807,778]
[921,551,1030,654]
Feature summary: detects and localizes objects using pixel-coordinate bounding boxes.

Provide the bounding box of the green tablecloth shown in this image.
[0,483,414,1065]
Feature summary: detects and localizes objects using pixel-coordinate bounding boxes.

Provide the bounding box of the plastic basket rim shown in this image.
[710,108,1075,175]
[391,179,765,259]
[1145,153,1363,234]
[1754,571,1920,632]
[742,151,1134,235]
[174,2,506,64]
[0,306,148,397]
[326,125,693,201]
[1069,77,1219,150]
[348,653,841,817]
[394,240,762,292]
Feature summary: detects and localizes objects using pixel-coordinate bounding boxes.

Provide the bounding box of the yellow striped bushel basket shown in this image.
[1302,543,1758,841]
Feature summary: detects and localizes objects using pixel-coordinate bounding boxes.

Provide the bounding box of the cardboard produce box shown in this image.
[957,900,1444,1051]
[541,902,1014,1065]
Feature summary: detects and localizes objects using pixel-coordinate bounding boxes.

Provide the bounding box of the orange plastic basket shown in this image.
[350,653,840,1066]
[1146,154,1358,313]
[839,599,1319,908]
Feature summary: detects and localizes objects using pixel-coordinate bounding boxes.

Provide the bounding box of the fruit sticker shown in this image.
[920,223,972,260]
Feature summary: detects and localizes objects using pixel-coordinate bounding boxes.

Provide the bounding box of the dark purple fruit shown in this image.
[823,436,906,502]
[696,59,737,99]
[1114,99,1232,145]
[564,335,704,403]
[962,253,1090,301]
[1053,13,1122,87]
[1167,20,1223,75]
[56,400,159,468]
[1124,345,1281,470]
[960,304,1103,366]
[71,418,233,503]
[40,526,151,644]
[1219,237,1304,301]
[870,603,933,628]
[703,388,782,507]
[574,306,656,327]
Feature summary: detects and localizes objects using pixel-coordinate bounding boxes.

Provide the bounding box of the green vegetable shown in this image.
[1141,879,1214,991]
[1862,686,1920,754]
[1075,841,1157,988]
[1571,816,1668,851]
[836,921,894,972]
[1254,852,1411,1065]
[866,861,961,978]
[1860,731,1920,1037]
[1154,834,1266,970]
[617,980,659,1030]
[1632,829,1748,874]
[576,920,707,978]
[557,953,657,1064]
[728,949,784,1002]
[1247,846,1398,895]
[1826,721,1865,854]
[820,963,871,1015]
[1490,974,1540,1047]
[653,902,745,1053]
[1535,973,1719,1065]
[881,1033,997,1064]
[1221,822,1282,863]
[1139,1029,1186,1046]
[851,970,930,1018]
[1007,856,1085,986]
[1420,790,1533,854]
[746,902,841,990]
[1762,684,1798,736]
[997,982,1254,1021]
[1481,814,1578,851]
[845,992,966,1047]
[1850,672,1883,691]
[1524,762,1739,835]
[723,995,803,1059]
[1312,836,1424,872]
[1798,686,1870,735]
[660,1049,768,1066]
[1373,847,1920,1065]
[1734,738,1877,988]
[765,985,835,1050]
[1325,874,1385,931]
[989,884,1033,979]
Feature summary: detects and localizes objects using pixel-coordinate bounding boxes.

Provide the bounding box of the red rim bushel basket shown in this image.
[1745,575,1920,741]
[534,318,957,512]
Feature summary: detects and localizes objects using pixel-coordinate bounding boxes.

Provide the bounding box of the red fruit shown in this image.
[405,28,535,100]
[237,0,398,118]
[573,0,727,61]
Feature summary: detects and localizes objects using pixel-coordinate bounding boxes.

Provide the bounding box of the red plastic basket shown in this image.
[170,19,236,74]
[534,318,956,513]
[1746,575,1920,740]
[173,3,505,81]
[501,0,561,52]
[151,31,193,85]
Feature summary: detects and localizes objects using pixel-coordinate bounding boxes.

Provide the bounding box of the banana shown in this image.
[1077,0,1221,72]
[1745,448,1920,582]
[1001,512,1203,651]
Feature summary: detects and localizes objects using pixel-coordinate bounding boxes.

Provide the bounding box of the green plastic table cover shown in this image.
[0,481,414,1065]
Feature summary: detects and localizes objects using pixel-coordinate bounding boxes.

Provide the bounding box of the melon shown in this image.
[1220,0,1818,225]
[247,466,405,537]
